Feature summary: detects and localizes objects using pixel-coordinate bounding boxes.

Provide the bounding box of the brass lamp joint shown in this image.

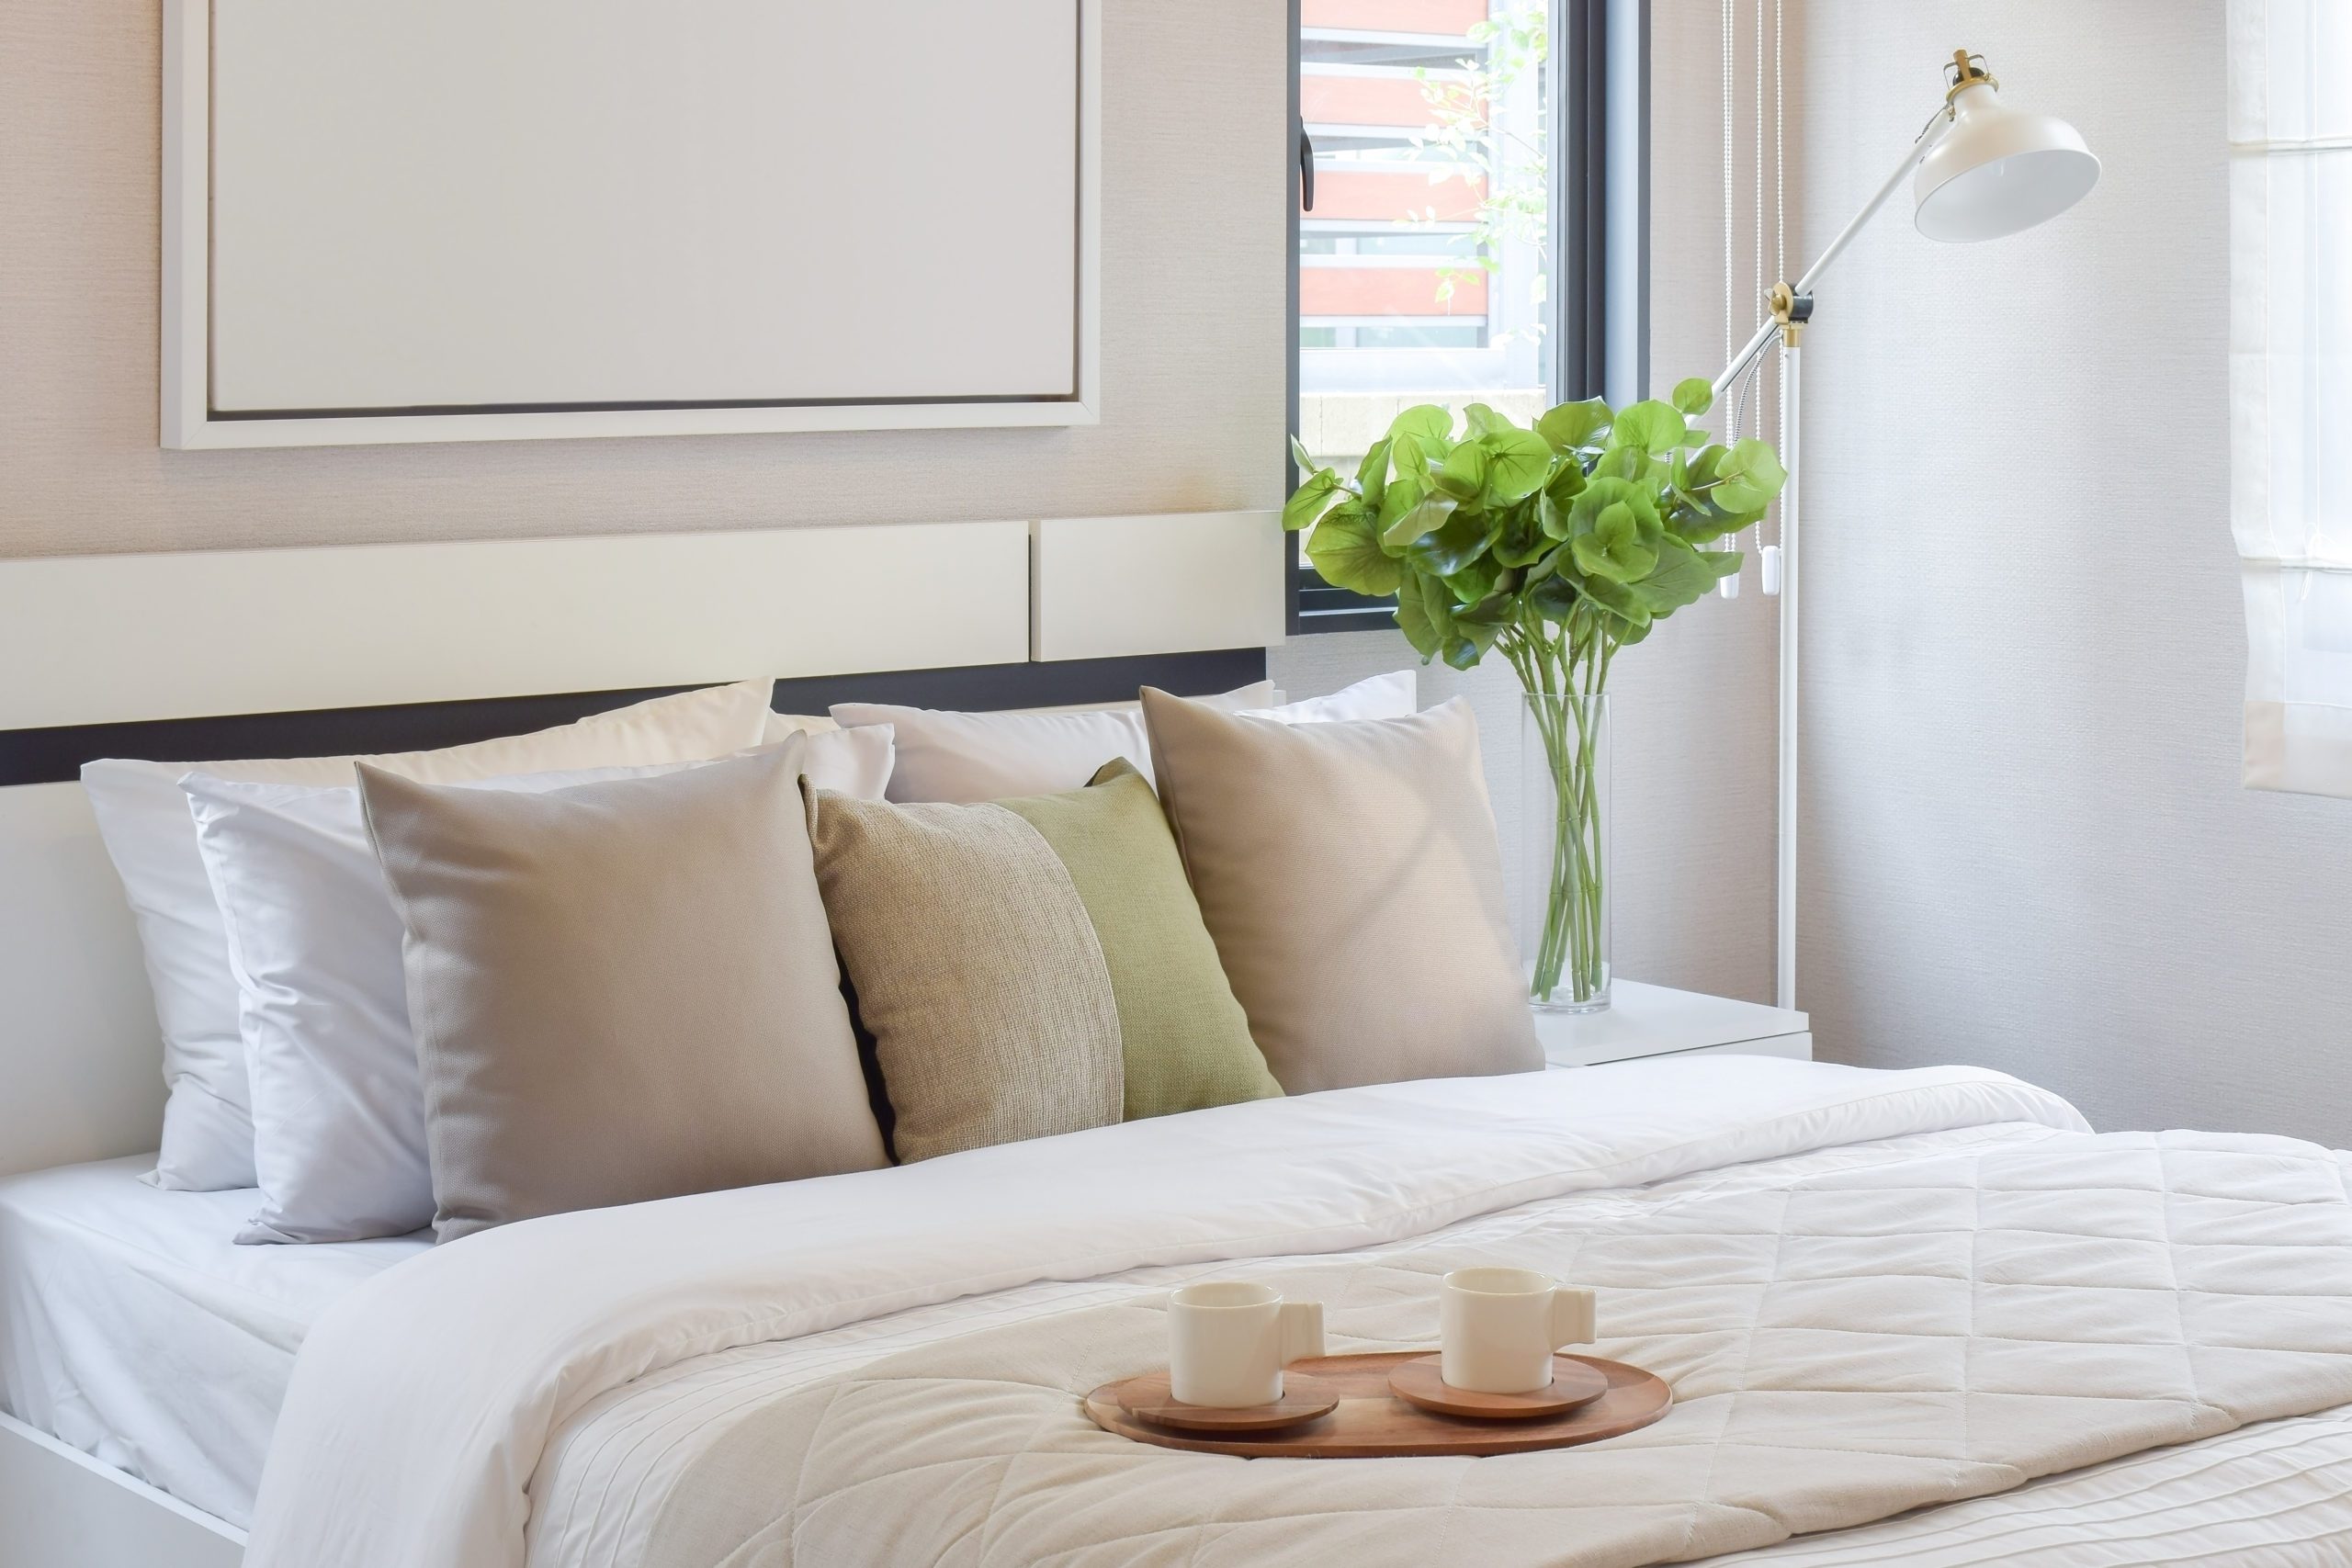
[1769,281,1811,348]
[1943,49,1997,108]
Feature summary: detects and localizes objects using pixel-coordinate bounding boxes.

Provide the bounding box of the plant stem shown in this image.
[1510,610,1609,1008]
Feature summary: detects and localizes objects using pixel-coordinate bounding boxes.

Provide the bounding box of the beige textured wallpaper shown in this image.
[0,0,1285,559]
[1795,1,2352,1145]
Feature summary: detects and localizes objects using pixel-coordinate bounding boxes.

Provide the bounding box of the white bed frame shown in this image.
[0,515,1282,1566]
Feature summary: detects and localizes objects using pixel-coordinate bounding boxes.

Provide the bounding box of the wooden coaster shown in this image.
[1085,1351,1671,1460]
[1111,1370,1341,1432]
[1386,1354,1608,1420]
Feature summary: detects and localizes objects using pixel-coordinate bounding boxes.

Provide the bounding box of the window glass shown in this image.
[1297,0,1553,494]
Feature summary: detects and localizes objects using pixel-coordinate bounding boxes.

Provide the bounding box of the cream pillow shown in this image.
[1138,688,1541,1094]
[81,680,779,1191]
[360,742,886,1243]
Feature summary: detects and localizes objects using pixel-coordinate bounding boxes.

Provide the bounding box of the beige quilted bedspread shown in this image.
[633,1131,2352,1567]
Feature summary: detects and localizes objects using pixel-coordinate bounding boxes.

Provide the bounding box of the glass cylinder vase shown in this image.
[1522,693,1611,1013]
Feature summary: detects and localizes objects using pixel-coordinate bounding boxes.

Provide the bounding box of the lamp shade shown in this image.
[1913,81,2099,243]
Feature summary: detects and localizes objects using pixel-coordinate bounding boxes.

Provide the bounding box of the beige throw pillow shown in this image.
[1138,689,1542,1093]
[358,741,886,1242]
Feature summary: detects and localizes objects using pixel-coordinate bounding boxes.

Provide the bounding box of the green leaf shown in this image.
[1453,591,1515,627]
[1697,548,1742,578]
[1354,439,1391,510]
[1433,440,1489,500]
[1605,400,1688,455]
[1388,404,1455,446]
[1289,434,1318,476]
[1395,572,1453,661]
[1443,559,1498,604]
[1389,432,1430,484]
[1526,561,1583,621]
[1665,510,1758,552]
[1442,630,1494,671]
[1401,505,1496,581]
[1566,477,1661,543]
[1668,502,1755,546]
[1712,437,1788,513]
[1669,377,1715,417]
[1577,570,1653,629]
[1535,398,1612,453]
[1381,486,1457,549]
[1570,500,1660,582]
[1480,427,1554,504]
[1594,444,1649,482]
[1630,534,1720,616]
[1281,468,1343,533]
[1463,401,1517,437]
[1406,507,1500,577]
[1492,501,1551,567]
[1303,502,1402,596]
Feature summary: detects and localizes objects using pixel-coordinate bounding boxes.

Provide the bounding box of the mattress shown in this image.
[0,1155,427,1528]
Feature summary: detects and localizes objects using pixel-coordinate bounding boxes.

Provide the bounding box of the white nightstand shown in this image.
[1535,980,1811,1069]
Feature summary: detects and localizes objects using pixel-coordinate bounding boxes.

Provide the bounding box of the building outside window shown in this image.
[1298,0,1554,485]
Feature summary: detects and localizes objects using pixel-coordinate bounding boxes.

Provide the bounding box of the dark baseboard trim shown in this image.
[0,648,1270,789]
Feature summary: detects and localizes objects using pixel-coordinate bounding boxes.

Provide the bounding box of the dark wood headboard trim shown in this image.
[0,648,1268,788]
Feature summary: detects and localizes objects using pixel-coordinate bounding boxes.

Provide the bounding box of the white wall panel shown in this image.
[1031,512,1284,661]
[0,524,1031,729]
[170,0,1097,445]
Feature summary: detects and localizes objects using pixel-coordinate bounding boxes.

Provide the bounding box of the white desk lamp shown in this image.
[1715,50,2099,1010]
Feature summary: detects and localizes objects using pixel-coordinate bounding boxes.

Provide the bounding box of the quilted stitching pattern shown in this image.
[693,1133,2352,1568]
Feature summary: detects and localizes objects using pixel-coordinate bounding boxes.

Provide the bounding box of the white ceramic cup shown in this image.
[1439,1266,1598,1394]
[1168,1280,1326,1407]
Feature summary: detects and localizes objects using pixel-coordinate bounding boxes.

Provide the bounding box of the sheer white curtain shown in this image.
[2231,0,2352,794]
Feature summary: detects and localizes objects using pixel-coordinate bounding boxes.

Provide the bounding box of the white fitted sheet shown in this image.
[0,1155,427,1527]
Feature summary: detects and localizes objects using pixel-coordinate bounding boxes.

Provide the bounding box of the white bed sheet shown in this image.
[0,1155,427,1527]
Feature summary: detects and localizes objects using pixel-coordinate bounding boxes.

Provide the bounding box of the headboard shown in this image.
[0,515,1281,1178]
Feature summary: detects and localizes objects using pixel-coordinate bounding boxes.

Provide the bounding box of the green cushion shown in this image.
[1001,760,1282,1121]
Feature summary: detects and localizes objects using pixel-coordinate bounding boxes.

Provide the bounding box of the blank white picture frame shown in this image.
[164,0,1100,448]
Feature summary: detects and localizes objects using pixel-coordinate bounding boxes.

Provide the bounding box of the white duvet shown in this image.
[243,1060,2073,1565]
[239,1058,2352,1568]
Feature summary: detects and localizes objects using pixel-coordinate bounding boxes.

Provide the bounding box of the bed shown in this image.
[7,529,2352,1567]
[10,1063,2352,1567]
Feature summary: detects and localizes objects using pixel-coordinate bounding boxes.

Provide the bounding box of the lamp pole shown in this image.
[1709,49,2078,1013]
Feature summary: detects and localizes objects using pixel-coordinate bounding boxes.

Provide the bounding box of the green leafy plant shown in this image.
[1283,384,1787,1008]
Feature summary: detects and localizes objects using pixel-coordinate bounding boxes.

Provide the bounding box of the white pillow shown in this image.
[180,728,892,1245]
[829,673,1414,804]
[82,681,779,1191]
[1240,670,1417,724]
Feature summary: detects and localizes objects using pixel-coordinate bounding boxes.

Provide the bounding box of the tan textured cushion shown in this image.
[804,785,1131,1162]
[1138,689,1541,1093]
[359,742,886,1242]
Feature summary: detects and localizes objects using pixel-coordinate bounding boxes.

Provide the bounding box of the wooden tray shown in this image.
[1085,1351,1670,1459]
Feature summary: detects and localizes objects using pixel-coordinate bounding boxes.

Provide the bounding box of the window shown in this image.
[1287,0,1628,632]
[2229,0,2352,794]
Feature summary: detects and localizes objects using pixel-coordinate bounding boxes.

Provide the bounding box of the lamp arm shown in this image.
[1710,111,1951,398]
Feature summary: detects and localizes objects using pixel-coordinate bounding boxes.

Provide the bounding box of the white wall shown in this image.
[0,0,1282,557]
[1275,0,1785,1001]
[1795,1,2352,1145]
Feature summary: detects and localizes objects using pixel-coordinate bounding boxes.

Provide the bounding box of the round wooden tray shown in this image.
[1085,1351,1671,1459]
[1386,1353,1608,1419]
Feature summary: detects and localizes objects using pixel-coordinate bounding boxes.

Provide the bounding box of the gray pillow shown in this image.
[358,742,886,1242]
[1137,689,1542,1093]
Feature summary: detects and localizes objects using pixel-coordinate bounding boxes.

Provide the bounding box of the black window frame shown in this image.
[1285,0,1649,636]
